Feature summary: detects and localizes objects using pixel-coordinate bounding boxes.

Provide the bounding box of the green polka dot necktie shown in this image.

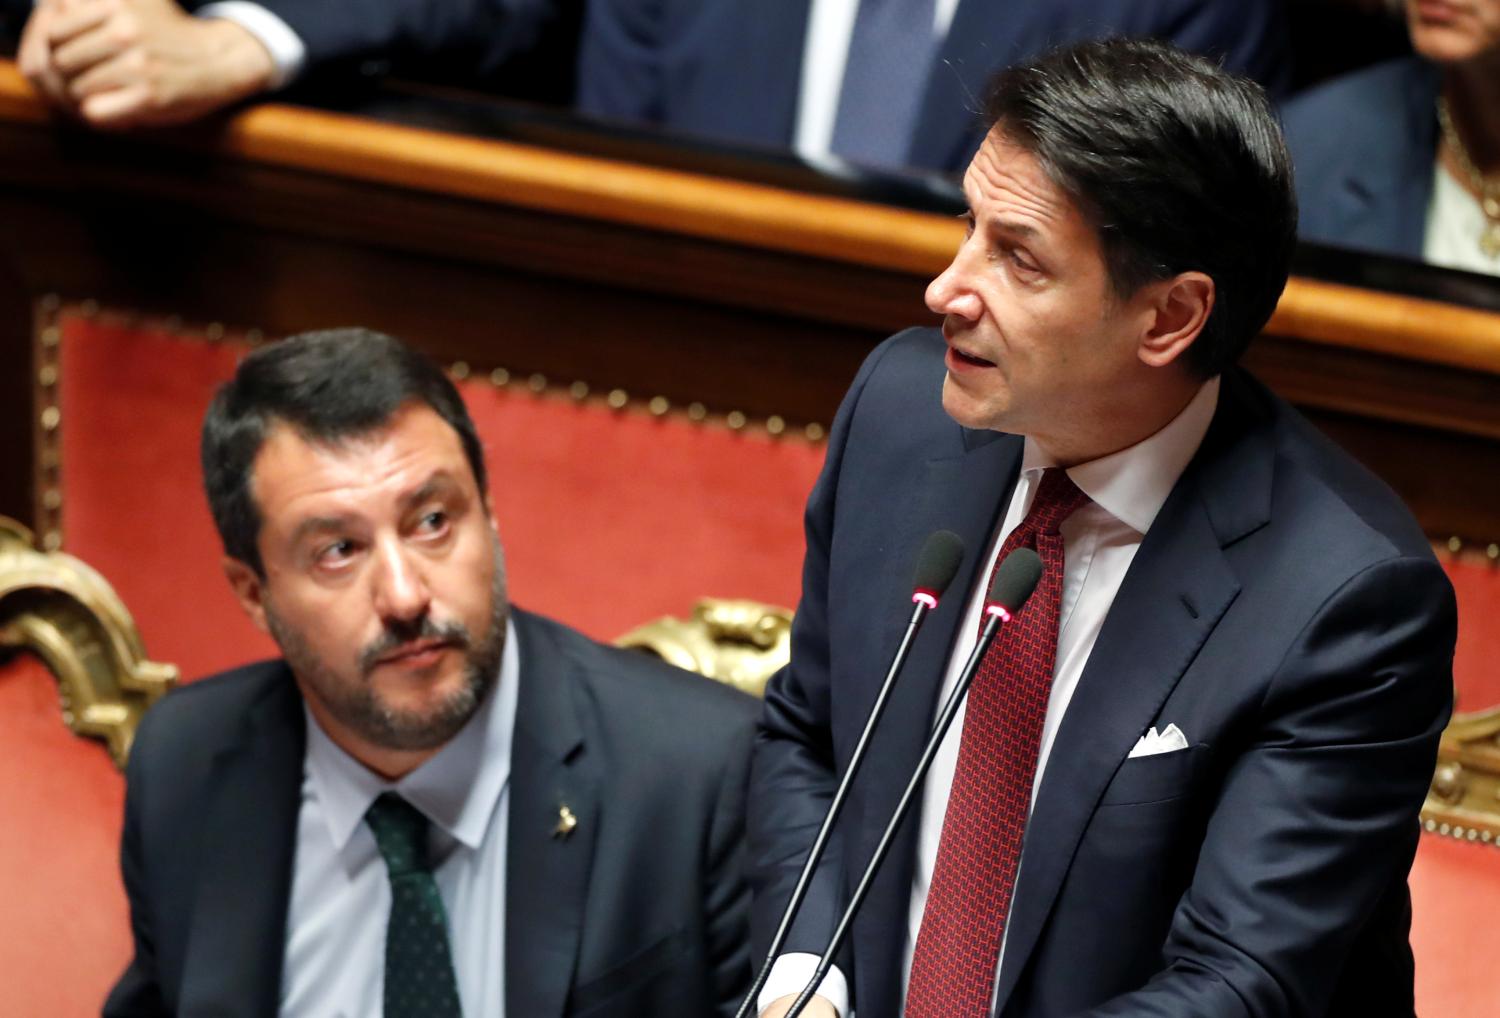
[365,792,464,1017]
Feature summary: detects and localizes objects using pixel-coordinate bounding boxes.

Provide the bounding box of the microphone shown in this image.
[735,529,966,1018]
[781,548,1044,1018]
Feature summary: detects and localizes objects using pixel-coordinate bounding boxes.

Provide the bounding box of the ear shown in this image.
[1138,271,1214,369]
[223,557,271,633]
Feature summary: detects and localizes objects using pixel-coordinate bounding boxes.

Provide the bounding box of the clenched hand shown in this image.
[19,0,275,128]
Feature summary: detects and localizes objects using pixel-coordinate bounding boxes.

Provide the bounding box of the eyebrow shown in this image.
[399,472,462,512]
[960,202,1040,239]
[986,216,1039,240]
[286,472,464,548]
[289,514,357,548]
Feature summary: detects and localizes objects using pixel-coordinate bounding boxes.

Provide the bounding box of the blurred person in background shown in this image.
[577,0,1291,174]
[10,0,572,128]
[1284,0,1500,275]
[11,0,1291,176]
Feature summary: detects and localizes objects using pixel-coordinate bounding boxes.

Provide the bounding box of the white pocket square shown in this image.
[1128,723,1189,758]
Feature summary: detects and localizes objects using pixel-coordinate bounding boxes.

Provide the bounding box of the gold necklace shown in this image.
[1437,96,1500,259]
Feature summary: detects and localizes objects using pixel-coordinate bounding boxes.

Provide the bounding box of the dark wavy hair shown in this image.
[984,37,1297,377]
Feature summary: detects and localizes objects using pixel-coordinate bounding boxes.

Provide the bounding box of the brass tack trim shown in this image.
[490,368,511,387]
[528,373,548,393]
[726,411,747,430]
[766,415,786,435]
[450,361,471,380]
[1448,536,1463,553]
[204,323,226,341]
[38,365,57,387]
[687,402,707,422]
[648,396,670,416]
[40,407,61,431]
[606,389,629,410]
[569,381,590,400]
[805,423,826,441]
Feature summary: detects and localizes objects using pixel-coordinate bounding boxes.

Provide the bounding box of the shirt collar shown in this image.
[1019,376,1220,534]
[304,615,520,853]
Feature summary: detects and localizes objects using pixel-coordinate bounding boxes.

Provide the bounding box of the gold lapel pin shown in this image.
[553,804,578,840]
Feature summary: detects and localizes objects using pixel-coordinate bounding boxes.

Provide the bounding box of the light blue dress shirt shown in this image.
[280,617,520,1017]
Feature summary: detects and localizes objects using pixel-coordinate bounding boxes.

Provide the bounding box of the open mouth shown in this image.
[946,345,997,370]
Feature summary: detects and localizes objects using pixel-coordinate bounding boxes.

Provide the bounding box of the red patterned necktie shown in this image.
[906,468,1091,1017]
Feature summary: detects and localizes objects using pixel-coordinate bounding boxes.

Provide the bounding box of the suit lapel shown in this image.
[991,379,1272,1014]
[852,428,1022,1013]
[179,670,304,1017]
[505,611,599,1018]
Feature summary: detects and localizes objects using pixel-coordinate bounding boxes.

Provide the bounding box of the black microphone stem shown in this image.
[782,610,1004,1018]
[735,598,934,1018]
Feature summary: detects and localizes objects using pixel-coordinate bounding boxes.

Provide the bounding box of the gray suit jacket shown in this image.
[105,607,759,1016]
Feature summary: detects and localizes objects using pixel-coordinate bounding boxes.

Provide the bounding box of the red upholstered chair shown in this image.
[0,516,176,1015]
[1410,832,1500,1014]
[1413,553,1500,1015]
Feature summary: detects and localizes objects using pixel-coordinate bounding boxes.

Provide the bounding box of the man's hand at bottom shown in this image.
[760,994,839,1018]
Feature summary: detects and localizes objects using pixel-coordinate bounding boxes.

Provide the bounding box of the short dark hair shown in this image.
[983,37,1297,377]
[201,328,488,577]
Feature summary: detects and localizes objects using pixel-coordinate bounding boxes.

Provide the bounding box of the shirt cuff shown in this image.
[759,954,849,1016]
[196,1,305,89]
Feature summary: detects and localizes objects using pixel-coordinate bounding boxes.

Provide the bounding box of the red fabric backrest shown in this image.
[57,314,825,681]
[1442,554,1500,713]
[1410,833,1500,1015]
[0,654,131,1015]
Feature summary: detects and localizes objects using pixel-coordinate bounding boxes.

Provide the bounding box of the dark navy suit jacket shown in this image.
[104,608,759,1017]
[577,0,1290,172]
[1283,57,1442,261]
[750,329,1454,1017]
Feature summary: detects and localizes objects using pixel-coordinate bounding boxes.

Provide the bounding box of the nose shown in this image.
[925,244,982,321]
[370,536,431,625]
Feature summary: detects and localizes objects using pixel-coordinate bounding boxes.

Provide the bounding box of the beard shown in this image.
[267,544,509,753]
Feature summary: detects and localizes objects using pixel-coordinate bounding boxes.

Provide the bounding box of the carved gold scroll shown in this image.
[0,516,176,767]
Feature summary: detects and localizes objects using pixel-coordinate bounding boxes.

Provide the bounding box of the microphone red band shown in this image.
[912,590,939,610]
[984,602,1012,623]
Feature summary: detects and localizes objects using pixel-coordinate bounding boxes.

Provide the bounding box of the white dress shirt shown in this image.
[793,0,962,164]
[196,2,306,89]
[280,617,520,1017]
[762,377,1220,1016]
[1422,161,1500,278]
[206,0,960,154]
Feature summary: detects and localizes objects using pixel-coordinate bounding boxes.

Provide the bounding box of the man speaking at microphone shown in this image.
[750,37,1456,1018]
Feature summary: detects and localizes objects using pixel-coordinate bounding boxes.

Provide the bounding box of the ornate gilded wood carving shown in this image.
[0,516,177,767]
[617,598,793,698]
[1423,707,1500,845]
